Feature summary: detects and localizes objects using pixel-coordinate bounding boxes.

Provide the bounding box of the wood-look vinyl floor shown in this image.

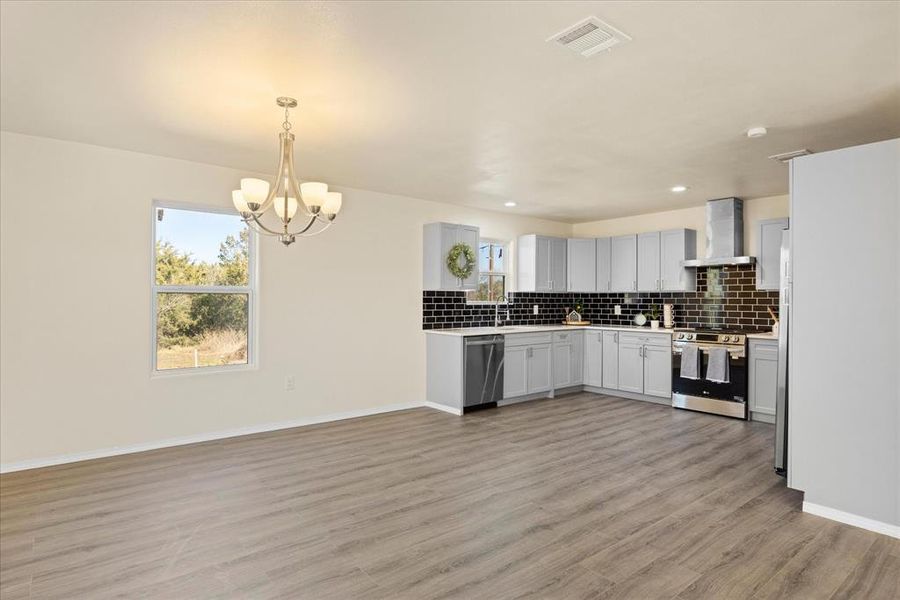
[1,393,898,599]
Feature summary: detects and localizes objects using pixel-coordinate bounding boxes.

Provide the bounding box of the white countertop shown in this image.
[746,331,778,340]
[425,324,675,337]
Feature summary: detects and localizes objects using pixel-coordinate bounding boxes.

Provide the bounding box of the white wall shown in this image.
[789,139,899,531]
[0,132,571,467]
[573,194,789,257]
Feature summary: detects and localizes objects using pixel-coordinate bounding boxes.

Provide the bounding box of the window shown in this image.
[466,240,508,303]
[152,202,256,372]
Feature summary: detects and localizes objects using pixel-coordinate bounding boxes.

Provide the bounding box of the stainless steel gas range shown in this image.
[671,329,748,419]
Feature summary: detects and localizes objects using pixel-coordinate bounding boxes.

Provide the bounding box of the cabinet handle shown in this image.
[633,280,636,291]
[607,281,611,291]
[661,278,665,290]
[614,332,618,343]
[656,279,659,290]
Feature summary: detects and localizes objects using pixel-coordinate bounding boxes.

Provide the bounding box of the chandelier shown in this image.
[231,97,341,246]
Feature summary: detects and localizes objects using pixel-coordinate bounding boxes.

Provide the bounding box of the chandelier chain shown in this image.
[282,106,292,132]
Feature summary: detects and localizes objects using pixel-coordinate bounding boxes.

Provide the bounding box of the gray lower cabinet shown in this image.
[757,218,790,291]
[601,331,619,389]
[503,346,528,398]
[618,340,645,393]
[553,330,583,388]
[584,330,604,387]
[617,332,672,397]
[643,345,673,398]
[748,338,778,420]
[504,333,553,398]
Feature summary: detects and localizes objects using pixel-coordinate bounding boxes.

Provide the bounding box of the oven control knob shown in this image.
[687,334,694,340]
[722,335,731,342]
[677,333,684,339]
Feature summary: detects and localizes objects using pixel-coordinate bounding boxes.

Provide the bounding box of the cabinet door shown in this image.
[528,344,553,394]
[643,345,672,398]
[571,331,584,385]
[596,237,611,293]
[601,331,619,389]
[503,345,528,398]
[660,229,696,291]
[757,218,789,291]
[535,237,552,292]
[553,340,573,388]
[550,237,568,292]
[458,225,481,291]
[584,331,603,387]
[567,238,596,292]
[610,235,637,292]
[438,223,461,290]
[749,342,778,414]
[637,232,661,292]
[618,341,644,393]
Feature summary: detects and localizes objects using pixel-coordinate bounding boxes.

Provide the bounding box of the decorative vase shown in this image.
[650,320,660,329]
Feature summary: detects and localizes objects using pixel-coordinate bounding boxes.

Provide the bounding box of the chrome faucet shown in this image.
[494,295,507,327]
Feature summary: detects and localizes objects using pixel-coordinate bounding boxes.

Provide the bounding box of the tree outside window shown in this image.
[466,240,508,303]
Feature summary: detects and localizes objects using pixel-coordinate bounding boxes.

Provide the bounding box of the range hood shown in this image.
[682,198,756,267]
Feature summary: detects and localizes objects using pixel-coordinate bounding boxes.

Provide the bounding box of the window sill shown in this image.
[150,363,258,379]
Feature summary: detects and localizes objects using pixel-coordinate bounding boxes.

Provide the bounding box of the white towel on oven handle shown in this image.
[706,347,730,383]
[679,343,701,380]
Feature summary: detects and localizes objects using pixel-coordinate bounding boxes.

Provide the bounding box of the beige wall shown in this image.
[573,194,790,257]
[0,130,790,467]
[0,132,571,467]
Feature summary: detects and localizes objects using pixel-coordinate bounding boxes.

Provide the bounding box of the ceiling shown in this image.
[2,1,898,223]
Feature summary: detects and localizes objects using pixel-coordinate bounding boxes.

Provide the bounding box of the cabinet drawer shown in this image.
[552,330,579,343]
[505,332,553,347]
[619,332,671,347]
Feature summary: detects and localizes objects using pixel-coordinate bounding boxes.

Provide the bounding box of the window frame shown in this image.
[150,199,259,377]
[466,238,510,305]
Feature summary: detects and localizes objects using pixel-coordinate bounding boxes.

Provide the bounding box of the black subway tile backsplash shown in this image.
[422,264,779,331]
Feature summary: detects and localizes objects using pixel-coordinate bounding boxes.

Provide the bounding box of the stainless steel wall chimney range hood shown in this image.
[682,198,756,267]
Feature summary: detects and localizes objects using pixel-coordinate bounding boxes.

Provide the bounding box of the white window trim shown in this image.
[466,238,510,305]
[150,199,259,377]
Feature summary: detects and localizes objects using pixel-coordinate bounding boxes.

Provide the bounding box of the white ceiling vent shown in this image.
[547,17,631,57]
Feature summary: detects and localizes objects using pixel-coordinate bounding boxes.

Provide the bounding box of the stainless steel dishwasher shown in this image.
[464,335,504,409]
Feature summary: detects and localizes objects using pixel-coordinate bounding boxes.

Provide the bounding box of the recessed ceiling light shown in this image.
[504,201,517,207]
[670,185,688,193]
[747,126,768,138]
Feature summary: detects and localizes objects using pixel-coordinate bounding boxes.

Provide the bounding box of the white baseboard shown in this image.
[803,501,900,539]
[423,401,463,416]
[0,401,424,474]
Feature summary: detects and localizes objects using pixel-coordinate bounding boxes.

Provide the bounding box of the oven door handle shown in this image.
[672,348,744,358]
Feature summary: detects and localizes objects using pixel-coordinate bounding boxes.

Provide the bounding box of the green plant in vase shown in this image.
[648,304,661,329]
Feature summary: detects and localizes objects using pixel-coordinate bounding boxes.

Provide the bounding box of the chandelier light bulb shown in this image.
[300,182,328,210]
[274,197,299,220]
[240,178,270,207]
[232,190,250,213]
[323,191,343,216]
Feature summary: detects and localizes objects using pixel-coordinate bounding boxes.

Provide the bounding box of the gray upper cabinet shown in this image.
[567,238,597,292]
[660,229,697,291]
[423,222,480,290]
[757,218,789,290]
[610,235,637,292]
[637,232,661,292]
[517,235,567,292]
[596,237,611,293]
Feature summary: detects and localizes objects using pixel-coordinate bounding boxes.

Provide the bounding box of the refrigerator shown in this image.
[774,229,790,476]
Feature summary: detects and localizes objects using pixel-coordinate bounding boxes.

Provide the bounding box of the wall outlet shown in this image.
[285,376,296,391]
[533,304,539,315]
[614,305,622,315]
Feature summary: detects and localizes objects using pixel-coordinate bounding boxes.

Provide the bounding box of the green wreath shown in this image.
[447,242,476,279]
